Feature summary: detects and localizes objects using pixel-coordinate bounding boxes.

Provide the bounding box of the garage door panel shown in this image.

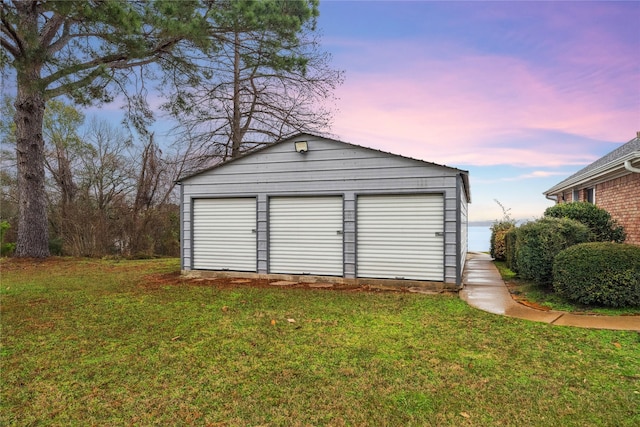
[270,196,343,276]
[362,265,443,275]
[195,248,253,256]
[193,198,256,272]
[359,265,442,274]
[271,256,343,263]
[357,194,444,281]
[359,249,443,258]
[358,231,441,237]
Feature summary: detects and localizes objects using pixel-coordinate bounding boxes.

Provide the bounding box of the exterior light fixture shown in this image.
[294,141,308,154]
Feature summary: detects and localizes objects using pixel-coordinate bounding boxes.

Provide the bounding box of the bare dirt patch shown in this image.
[1,256,155,275]
[0,257,64,272]
[137,272,435,295]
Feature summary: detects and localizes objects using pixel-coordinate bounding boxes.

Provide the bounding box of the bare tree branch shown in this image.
[0,9,21,57]
[39,13,65,48]
[45,19,72,55]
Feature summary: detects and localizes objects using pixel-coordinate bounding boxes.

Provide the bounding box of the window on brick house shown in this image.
[572,189,580,201]
[585,187,595,204]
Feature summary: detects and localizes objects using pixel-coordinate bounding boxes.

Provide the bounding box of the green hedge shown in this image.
[553,242,640,307]
[504,227,519,272]
[544,202,625,243]
[515,217,591,288]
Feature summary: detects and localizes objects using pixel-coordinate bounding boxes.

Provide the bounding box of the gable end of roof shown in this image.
[178,132,469,183]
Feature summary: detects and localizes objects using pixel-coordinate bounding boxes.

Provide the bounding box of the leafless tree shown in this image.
[165,3,343,170]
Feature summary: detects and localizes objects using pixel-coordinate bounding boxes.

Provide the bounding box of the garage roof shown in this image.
[178,133,471,202]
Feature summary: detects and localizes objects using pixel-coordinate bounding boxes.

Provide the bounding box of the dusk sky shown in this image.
[315,0,640,223]
[5,1,637,224]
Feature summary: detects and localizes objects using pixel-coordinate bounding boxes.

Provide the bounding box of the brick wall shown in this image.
[596,173,640,245]
[555,190,575,202]
[550,173,640,245]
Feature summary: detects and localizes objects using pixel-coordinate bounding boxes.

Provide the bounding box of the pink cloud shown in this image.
[474,170,576,185]
[330,39,639,168]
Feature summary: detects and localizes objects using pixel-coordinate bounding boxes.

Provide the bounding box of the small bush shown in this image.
[553,243,640,307]
[490,200,515,261]
[490,221,514,261]
[515,217,591,288]
[544,202,625,243]
[1,242,15,256]
[49,237,63,256]
[0,220,15,256]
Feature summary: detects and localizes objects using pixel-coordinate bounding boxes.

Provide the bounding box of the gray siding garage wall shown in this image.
[179,134,470,286]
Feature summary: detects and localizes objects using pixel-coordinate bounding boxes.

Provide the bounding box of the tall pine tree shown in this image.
[1,0,207,257]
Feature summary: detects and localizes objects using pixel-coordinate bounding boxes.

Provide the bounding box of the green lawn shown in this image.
[1,258,639,426]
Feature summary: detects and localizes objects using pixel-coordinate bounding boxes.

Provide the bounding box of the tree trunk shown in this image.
[14,74,50,258]
[231,31,243,159]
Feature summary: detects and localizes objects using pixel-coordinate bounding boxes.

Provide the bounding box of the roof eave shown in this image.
[544,151,640,195]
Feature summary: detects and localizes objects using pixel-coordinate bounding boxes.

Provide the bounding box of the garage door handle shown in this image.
[336,230,343,235]
[435,232,444,237]
[252,229,257,233]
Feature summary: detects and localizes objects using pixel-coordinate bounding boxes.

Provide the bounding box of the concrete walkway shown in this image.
[459,252,640,331]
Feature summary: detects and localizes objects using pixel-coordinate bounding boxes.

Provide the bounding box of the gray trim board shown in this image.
[456,175,461,287]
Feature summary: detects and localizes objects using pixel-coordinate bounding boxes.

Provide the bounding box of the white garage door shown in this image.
[357,194,444,281]
[193,198,256,271]
[270,196,343,276]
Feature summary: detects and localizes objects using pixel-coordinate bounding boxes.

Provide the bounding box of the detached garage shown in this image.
[178,133,470,289]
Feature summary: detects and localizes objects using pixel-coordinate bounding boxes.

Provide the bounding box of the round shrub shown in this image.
[515,217,591,288]
[544,202,625,243]
[490,221,515,261]
[553,243,640,307]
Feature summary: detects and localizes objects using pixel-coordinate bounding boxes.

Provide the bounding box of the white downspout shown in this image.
[624,159,640,173]
[625,133,640,173]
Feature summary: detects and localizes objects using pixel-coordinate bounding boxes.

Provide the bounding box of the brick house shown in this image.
[544,132,640,245]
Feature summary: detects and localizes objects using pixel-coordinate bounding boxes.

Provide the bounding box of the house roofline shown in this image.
[543,150,640,195]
